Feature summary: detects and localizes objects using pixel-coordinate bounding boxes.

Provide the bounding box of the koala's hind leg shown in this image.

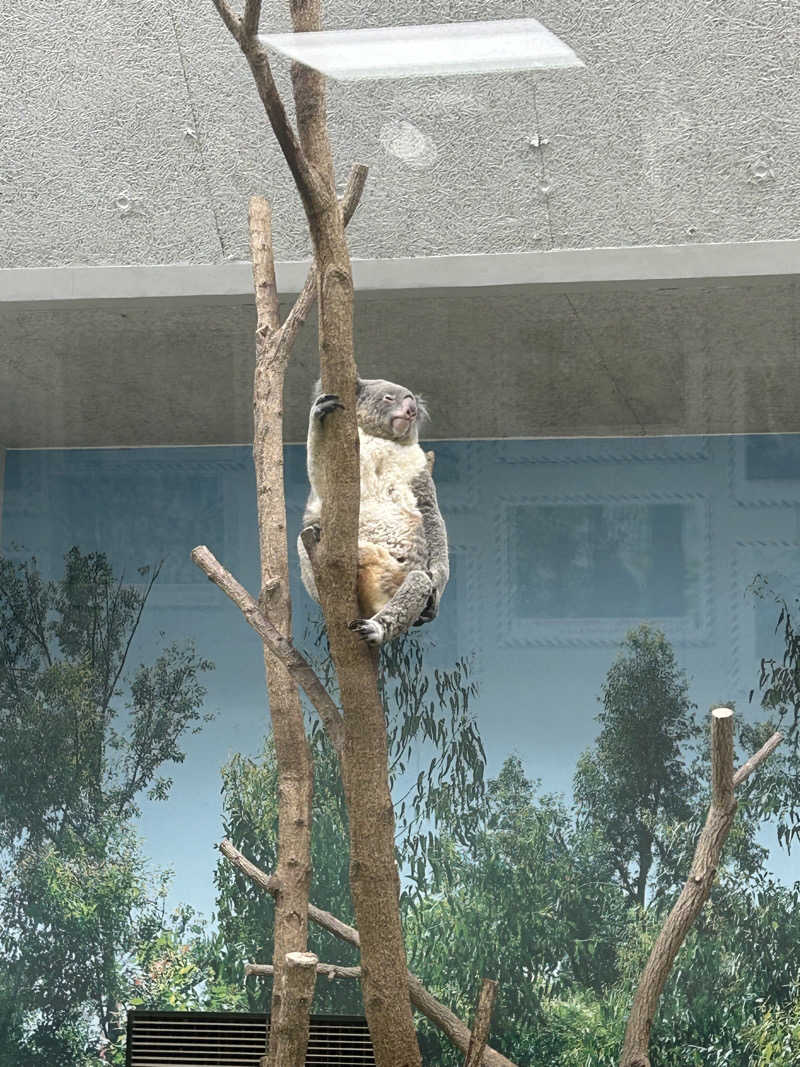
[349,569,433,646]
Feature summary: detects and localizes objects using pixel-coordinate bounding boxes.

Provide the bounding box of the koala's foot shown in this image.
[348,617,386,646]
[313,394,344,421]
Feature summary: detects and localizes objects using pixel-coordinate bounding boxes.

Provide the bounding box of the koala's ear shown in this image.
[355,377,365,395]
[311,377,322,400]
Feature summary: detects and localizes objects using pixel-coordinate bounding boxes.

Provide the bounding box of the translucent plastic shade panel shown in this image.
[257,19,584,81]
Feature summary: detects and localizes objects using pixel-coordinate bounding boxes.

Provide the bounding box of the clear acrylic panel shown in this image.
[259,19,584,81]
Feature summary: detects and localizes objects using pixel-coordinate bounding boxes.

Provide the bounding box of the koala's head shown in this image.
[355,378,428,442]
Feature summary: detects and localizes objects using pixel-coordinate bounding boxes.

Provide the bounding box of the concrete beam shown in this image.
[3,239,800,309]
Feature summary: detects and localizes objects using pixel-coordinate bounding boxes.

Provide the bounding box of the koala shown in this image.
[298,377,449,646]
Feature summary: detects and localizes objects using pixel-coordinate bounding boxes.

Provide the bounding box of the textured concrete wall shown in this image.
[2,281,799,447]
[1,0,798,268]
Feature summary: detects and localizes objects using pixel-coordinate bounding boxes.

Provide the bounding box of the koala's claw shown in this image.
[313,394,344,421]
[414,590,439,626]
[348,618,385,646]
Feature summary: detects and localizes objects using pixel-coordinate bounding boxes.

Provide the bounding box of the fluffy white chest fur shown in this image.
[357,430,428,568]
[358,429,427,509]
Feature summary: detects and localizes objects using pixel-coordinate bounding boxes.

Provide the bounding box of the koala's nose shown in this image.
[403,397,417,419]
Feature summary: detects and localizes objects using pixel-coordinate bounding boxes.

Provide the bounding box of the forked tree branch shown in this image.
[210,0,242,40]
[218,840,519,1067]
[191,546,344,756]
[211,0,326,210]
[281,163,368,351]
[619,710,783,1067]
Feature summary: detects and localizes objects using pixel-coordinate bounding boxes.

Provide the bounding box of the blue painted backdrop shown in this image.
[3,433,799,915]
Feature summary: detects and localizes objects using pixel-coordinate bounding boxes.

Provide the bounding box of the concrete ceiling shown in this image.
[3,1,800,454]
[3,280,799,449]
[1,0,799,270]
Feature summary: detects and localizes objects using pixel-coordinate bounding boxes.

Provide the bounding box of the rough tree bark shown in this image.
[195,98,363,1067]
[619,709,783,1067]
[246,191,314,1067]
[464,980,499,1067]
[218,839,520,1067]
[209,3,422,1064]
[271,952,319,1067]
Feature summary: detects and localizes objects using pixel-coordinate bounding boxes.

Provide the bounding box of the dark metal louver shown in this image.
[126,1010,376,1066]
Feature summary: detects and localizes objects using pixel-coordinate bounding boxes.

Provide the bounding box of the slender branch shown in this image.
[734,730,784,786]
[281,163,368,350]
[212,3,325,209]
[710,707,734,807]
[340,164,369,227]
[217,840,519,1067]
[242,41,327,210]
[619,708,782,1067]
[464,979,499,1067]
[219,838,279,895]
[246,961,361,980]
[210,0,242,41]
[191,545,344,756]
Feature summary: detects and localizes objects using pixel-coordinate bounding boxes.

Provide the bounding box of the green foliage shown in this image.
[409,624,800,1067]
[0,548,215,1064]
[749,578,800,851]
[407,756,627,1065]
[0,824,166,1064]
[214,629,486,1014]
[744,985,800,1065]
[573,624,701,906]
[0,548,212,847]
[127,905,247,1014]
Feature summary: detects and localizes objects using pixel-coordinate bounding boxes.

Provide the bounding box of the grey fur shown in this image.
[298,377,448,645]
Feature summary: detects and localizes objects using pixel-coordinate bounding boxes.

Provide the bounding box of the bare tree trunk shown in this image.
[261,953,319,1067]
[196,134,364,1067]
[248,195,314,1067]
[619,710,782,1067]
[208,4,422,1064]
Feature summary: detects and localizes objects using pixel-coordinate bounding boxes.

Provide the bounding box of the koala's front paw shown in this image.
[313,394,344,421]
[348,617,386,646]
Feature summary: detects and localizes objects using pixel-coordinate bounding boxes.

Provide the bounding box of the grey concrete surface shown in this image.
[5,239,800,307]
[2,0,799,269]
[2,280,799,448]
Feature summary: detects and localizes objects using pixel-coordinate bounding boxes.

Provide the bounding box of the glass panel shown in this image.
[259,19,583,80]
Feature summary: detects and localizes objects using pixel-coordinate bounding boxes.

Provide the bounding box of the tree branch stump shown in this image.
[260,952,319,1067]
[619,708,782,1067]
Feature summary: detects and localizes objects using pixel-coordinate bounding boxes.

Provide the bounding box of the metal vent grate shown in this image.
[126,1010,376,1066]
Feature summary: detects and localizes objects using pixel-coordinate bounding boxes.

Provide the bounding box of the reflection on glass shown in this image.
[511,502,687,619]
